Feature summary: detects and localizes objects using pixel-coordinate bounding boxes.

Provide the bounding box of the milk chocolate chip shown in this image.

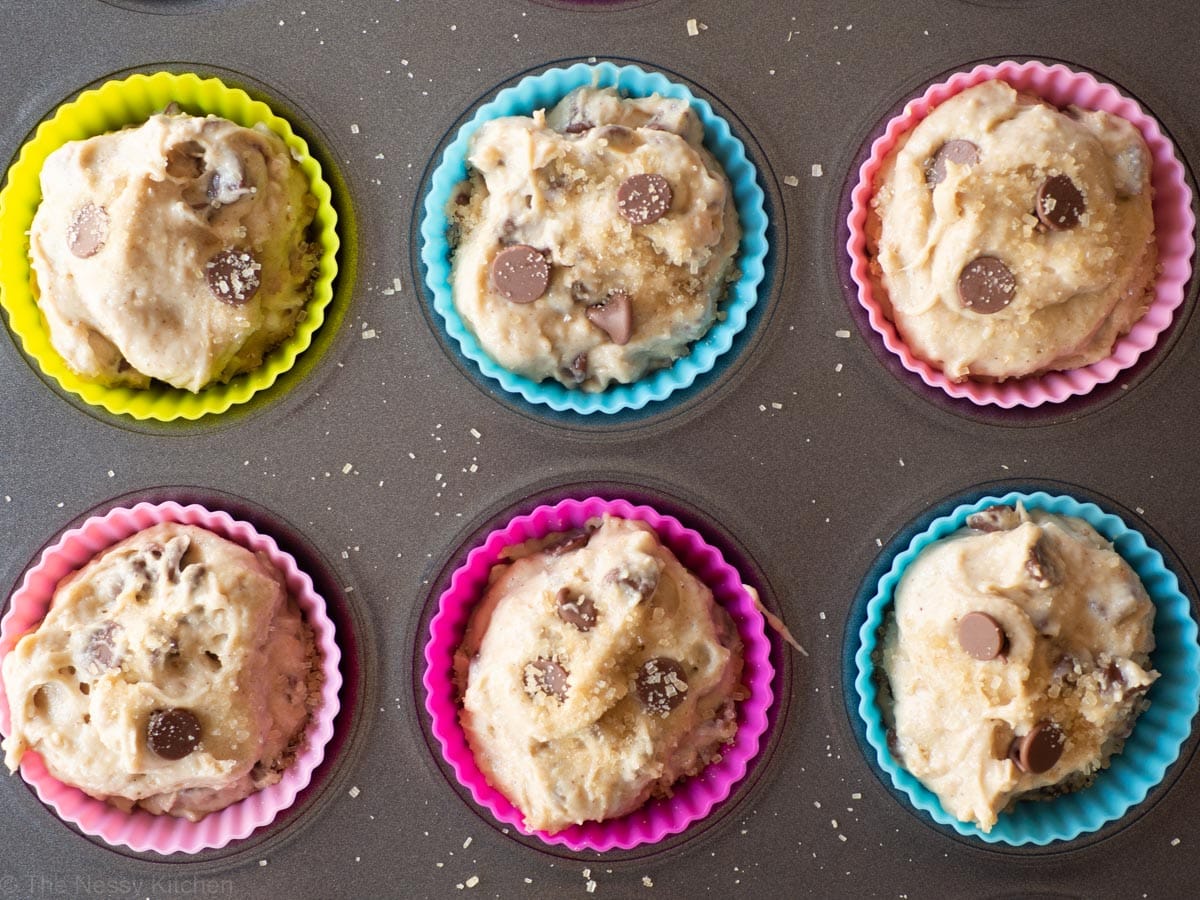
[206,249,261,305]
[957,611,1007,661]
[1037,174,1085,230]
[68,203,109,258]
[636,657,688,716]
[926,140,980,186]
[83,622,122,675]
[491,244,550,303]
[564,352,588,385]
[1010,721,1064,774]
[545,528,592,556]
[958,256,1016,314]
[617,173,672,225]
[147,708,202,760]
[586,290,633,345]
[556,588,597,632]
[528,658,569,702]
[966,505,1021,533]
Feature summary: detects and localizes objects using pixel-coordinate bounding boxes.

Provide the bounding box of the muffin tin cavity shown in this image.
[0,489,370,863]
[840,58,1196,421]
[415,481,791,860]
[847,483,1200,849]
[0,67,351,428]
[417,59,776,424]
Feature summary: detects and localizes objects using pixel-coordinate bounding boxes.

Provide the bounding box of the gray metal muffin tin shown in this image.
[1,1,1197,897]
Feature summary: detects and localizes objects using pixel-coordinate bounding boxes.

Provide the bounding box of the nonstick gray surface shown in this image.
[1,1,1198,897]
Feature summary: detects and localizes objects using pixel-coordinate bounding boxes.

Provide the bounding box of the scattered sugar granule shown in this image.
[348,785,360,798]
[350,123,360,134]
[811,164,824,177]
[258,860,268,867]
[342,463,353,474]
[835,329,851,338]
[465,876,479,889]
[771,402,783,410]
[586,881,597,894]
[1172,837,1181,846]
[361,329,377,340]
[470,428,482,439]
[835,363,844,373]
[851,792,862,800]
[642,876,654,887]
[463,837,472,849]
[783,174,800,187]
[686,18,701,36]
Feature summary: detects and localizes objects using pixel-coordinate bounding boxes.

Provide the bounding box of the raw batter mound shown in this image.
[31,112,319,392]
[2,523,319,820]
[880,504,1158,831]
[455,516,745,832]
[869,80,1156,381]
[449,87,741,391]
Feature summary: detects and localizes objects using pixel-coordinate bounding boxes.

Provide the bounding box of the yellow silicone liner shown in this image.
[0,71,340,421]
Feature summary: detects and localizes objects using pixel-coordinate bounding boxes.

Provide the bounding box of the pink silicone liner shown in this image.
[845,60,1195,408]
[0,501,342,854]
[423,496,775,852]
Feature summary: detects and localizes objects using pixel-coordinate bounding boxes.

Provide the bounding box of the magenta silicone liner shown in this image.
[845,59,1195,408]
[0,501,342,854]
[422,496,775,852]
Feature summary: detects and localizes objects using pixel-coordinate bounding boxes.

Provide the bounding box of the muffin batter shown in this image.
[455,516,745,832]
[2,524,318,820]
[31,112,319,392]
[869,80,1156,381]
[449,87,741,390]
[880,505,1158,831]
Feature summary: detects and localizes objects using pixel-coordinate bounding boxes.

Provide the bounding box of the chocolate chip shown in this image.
[528,658,569,702]
[957,611,1007,661]
[966,505,1021,533]
[1010,721,1064,774]
[67,203,109,258]
[491,244,550,303]
[83,622,122,675]
[636,657,689,716]
[617,173,672,225]
[563,120,593,135]
[569,281,593,304]
[564,352,588,385]
[1037,174,1085,230]
[545,528,592,556]
[206,249,261,305]
[146,708,202,760]
[586,290,633,345]
[925,140,979,186]
[207,168,247,206]
[604,567,659,602]
[556,588,597,632]
[958,256,1016,314]
[1026,537,1058,587]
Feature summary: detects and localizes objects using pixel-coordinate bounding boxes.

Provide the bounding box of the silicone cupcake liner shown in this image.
[419,61,768,415]
[0,501,343,854]
[845,60,1195,408]
[0,71,340,421]
[423,495,774,851]
[854,490,1200,845]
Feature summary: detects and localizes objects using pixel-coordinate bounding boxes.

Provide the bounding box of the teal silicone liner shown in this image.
[854,490,1200,845]
[419,61,768,415]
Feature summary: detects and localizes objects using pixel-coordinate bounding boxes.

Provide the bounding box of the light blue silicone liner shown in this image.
[419,61,768,415]
[854,490,1200,845]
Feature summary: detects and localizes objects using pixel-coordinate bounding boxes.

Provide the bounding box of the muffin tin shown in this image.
[1,1,1197,897]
